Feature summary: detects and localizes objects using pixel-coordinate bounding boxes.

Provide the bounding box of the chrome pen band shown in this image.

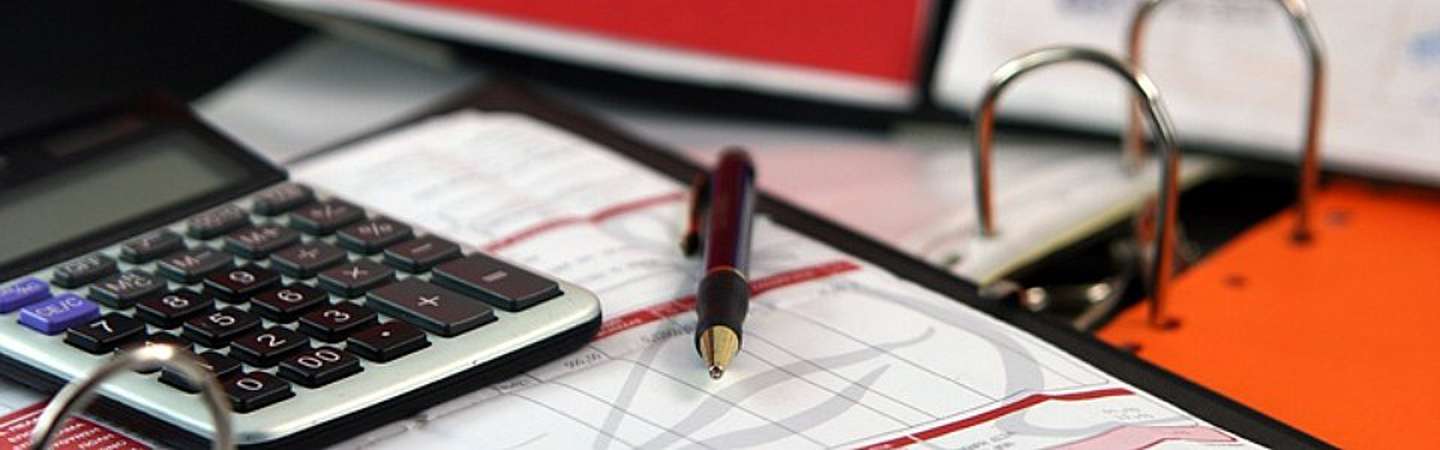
[705,266,748,282]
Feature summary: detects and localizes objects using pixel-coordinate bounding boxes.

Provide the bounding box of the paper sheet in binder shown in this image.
[933,0,1440,182]
[589,108,1224,286]
[288,110,1258,449]
[888,125,1224,285]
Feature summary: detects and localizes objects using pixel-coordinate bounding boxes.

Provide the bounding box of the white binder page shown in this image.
[290,111,1260,449]
[934,0,1440,183]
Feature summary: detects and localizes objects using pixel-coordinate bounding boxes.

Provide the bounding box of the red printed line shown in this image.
[0,401,150,450]
[595,260,861,339]
[484,191,687,252]
[856,388,1135,450]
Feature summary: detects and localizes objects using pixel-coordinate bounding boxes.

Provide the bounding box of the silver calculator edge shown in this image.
[0,181,603,446]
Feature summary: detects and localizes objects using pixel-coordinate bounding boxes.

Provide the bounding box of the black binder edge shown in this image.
[318,79,1328,449]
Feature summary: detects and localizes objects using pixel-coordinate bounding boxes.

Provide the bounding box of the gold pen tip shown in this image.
[698,326,739,381]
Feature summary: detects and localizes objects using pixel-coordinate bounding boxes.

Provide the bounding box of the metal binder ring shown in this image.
[1125,0,1326,242]
[972,46,1181,328]
[29,345,234,450]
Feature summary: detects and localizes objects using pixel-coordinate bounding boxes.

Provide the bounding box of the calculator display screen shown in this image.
[0,130,245,265]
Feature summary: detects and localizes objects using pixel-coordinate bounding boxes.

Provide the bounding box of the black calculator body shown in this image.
[0,95,602,448]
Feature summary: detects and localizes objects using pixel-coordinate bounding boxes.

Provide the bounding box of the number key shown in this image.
[250,284,328,322]
[64,314,146,354]
[204,265,280,302]
[278,347,362,387]
[136,290,213,328]
[230,327,309,367]
[298,302,377,342]
[182,308,260,347]
[225,372,294,413]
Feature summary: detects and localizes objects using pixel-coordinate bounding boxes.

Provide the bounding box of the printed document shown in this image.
[935,0,1440,182]
[291,111,1260,449]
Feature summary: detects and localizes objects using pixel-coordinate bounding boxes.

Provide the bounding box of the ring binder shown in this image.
[972,46,1182,328]
[1124,0,1327,242]
[29,345,234,450]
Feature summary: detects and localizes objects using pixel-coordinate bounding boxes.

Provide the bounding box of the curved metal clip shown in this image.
[1125,0,1326,242]
[30,345,234,450]
[972,46,1181,328]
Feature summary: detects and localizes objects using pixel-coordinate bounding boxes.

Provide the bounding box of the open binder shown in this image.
[26,80,1328,448]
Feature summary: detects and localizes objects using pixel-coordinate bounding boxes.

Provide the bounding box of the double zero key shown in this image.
[278,347,362,387]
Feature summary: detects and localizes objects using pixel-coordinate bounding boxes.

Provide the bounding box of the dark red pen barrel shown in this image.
[694,149,756,353]
[701,150,756,274]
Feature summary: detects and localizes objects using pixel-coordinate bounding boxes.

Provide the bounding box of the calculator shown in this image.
[0,95,602,448]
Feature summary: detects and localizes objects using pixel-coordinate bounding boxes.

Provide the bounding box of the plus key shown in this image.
[367,278,495,336]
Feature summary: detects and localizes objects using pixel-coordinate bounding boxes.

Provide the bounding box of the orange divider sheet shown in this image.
[1100,180,1440,448]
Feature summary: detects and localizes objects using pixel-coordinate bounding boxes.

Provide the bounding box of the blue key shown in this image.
[0,278,51,313]
[19,294,100,335]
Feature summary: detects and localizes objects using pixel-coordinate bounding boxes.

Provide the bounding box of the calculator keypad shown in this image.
[0,182,570,415]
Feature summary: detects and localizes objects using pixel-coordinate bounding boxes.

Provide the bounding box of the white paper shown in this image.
[556,98,1223,284]
[290,111,1259,449]
[935,0,1440,183]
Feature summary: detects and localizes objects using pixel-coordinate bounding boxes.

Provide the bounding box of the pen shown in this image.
[681,148,756,380]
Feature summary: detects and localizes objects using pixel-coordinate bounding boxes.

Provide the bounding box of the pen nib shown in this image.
[698,326,739,381]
